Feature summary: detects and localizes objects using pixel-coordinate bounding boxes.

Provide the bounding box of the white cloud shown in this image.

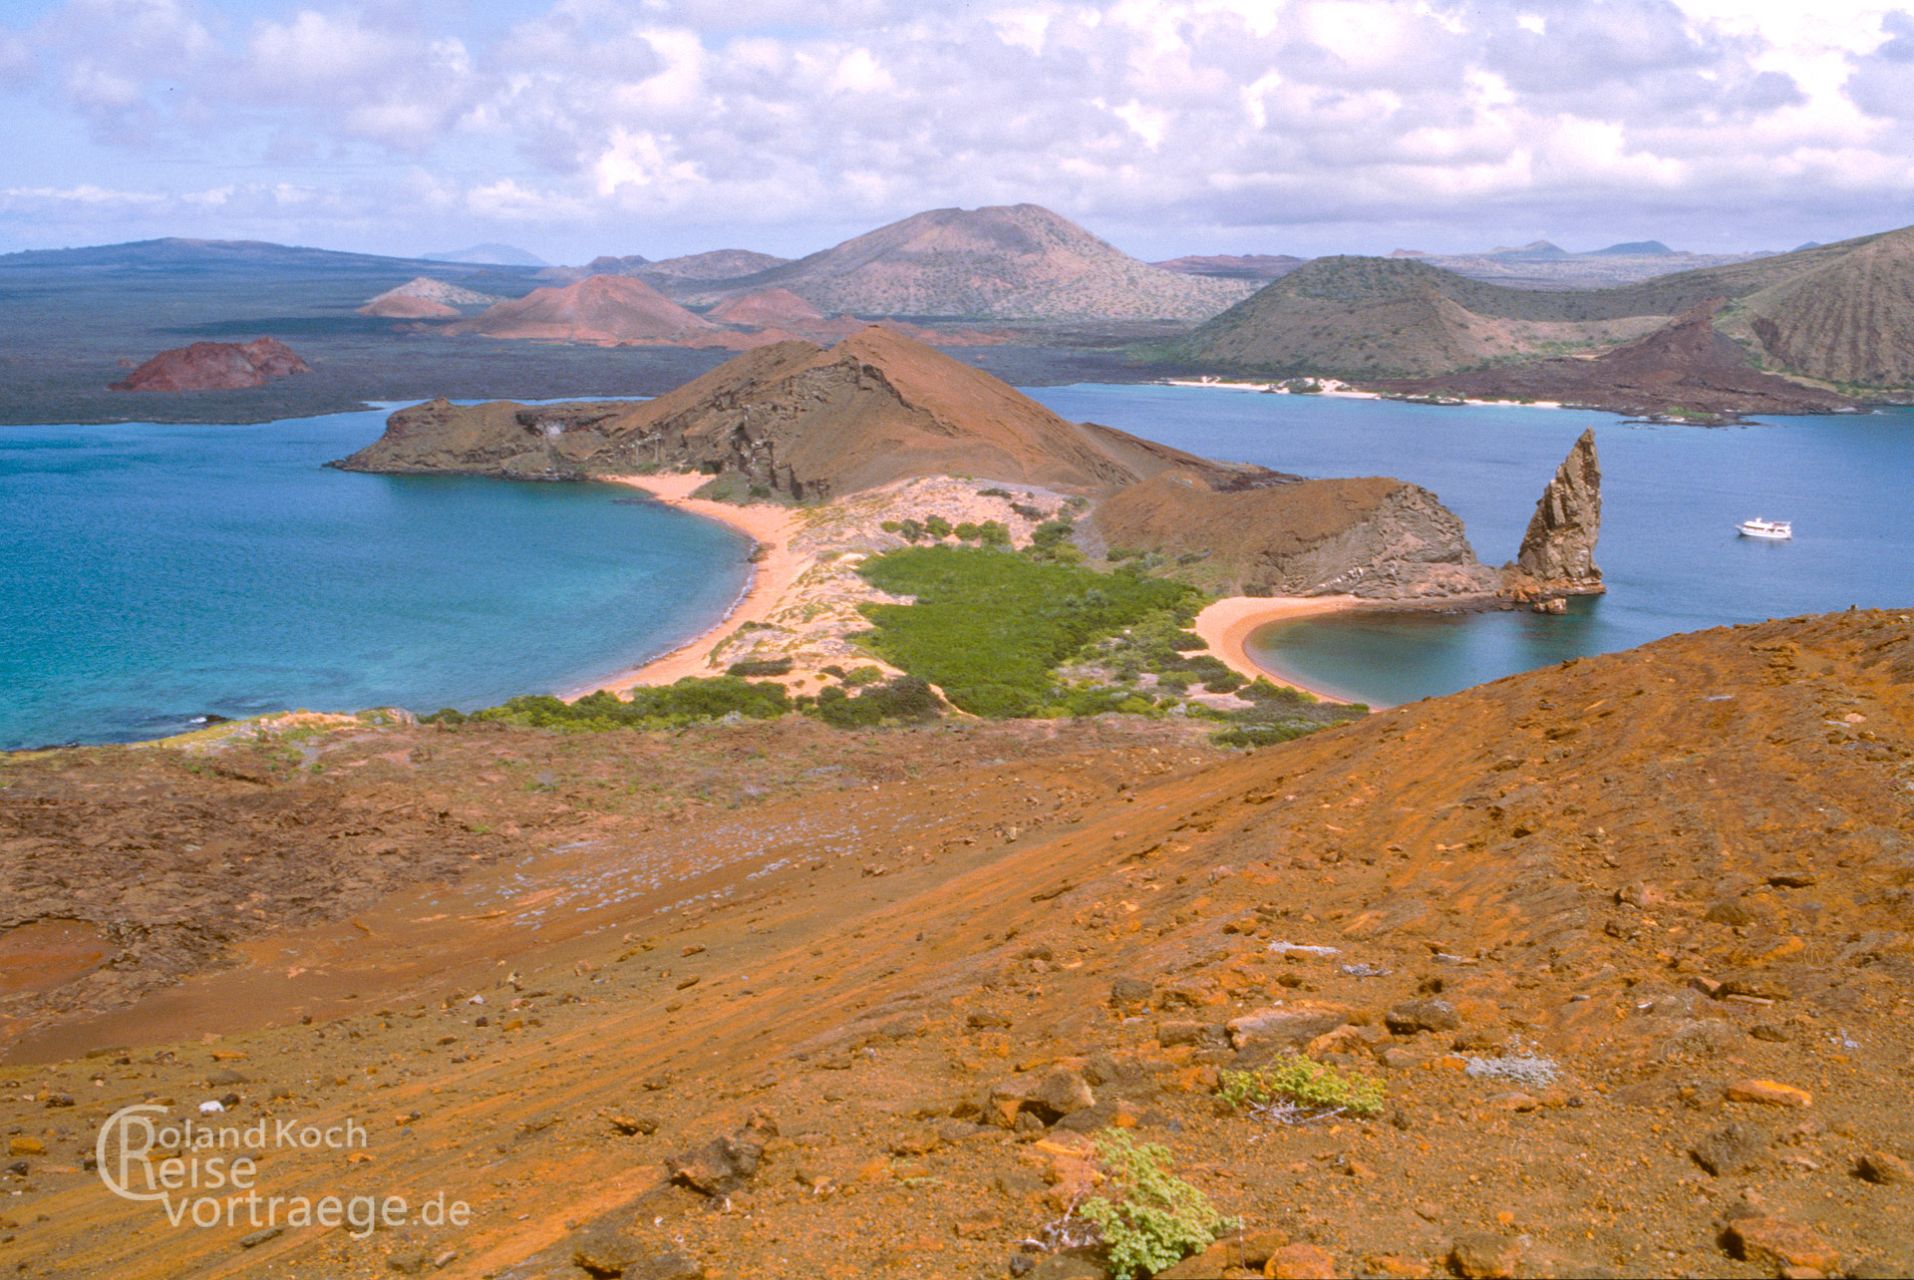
[6,0,1914,256]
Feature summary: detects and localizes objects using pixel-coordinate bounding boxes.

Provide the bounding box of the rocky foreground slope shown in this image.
[1,610,1909,1278]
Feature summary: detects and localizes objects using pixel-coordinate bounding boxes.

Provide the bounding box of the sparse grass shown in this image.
[1218,1053,1386,1118]
[1079,1129,1237,1280]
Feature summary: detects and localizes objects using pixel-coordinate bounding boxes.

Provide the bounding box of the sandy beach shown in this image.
[1193,593,1369,705]
[564,475,811,696]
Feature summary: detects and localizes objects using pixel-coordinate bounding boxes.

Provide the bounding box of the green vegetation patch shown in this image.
[1080,1129,1238,1280]
[1218,1053,1386,1118]
[423,678,791,731]
[855,546,1200,717]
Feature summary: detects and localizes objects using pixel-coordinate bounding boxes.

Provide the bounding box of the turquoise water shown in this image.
[1026,387,1914,706]
[0,407,750,748]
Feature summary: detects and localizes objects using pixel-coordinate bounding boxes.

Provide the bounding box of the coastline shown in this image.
[1193,594,1369,706]
[563,475,810,696]
[1162,377,1565,411]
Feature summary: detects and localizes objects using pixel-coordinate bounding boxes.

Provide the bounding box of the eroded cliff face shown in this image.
[1508,427,1604,599]
[1091,470,1499,599]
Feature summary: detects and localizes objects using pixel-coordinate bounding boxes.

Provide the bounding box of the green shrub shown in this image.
[725,657,793,678]
[814,675,942,727]
[856,546,1199,718]
[1217,1054,1386,1117]
[1079,1130,1236,1280]
[979,487,1013,498]
[840,664,884,687]
[455,679,791,732]
[923,514,953,539]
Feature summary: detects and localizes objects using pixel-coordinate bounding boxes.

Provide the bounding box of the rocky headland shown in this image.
[110,337,310,392]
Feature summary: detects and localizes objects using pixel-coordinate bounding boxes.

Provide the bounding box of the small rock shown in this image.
[609,1114,660,1136]
[1855,1151,1912,1185]
[1030,1068,1096,1120]
[238,1227,283,1250]
[1723,1217,1840,1274]
[1691,1123,1768,1176]
[666,1113,777,1196]
[1267,1241,1340,1279]
[1110,977,1153,1008]
[1450,1233,1524,1280]
[1705,899,1755,926]
[1028,1248,1110,1280]
[1386,999,1460,1035]
[7,1138,45,1157]
[1725,1079,1812,1109]
[1226,1003,1348,1051]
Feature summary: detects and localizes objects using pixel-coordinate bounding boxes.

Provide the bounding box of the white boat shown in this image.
[1738,517,1793,540]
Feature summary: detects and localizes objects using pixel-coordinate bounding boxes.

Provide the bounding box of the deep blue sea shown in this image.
[1027,386,1914,706]
[0,406,750,749]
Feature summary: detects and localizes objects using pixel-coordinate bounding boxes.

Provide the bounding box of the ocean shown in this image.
[5,389,1910,746]
[0,406,750,748]
[1027,385,1914,706]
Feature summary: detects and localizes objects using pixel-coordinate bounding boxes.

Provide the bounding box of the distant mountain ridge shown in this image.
[699,204,1255,322]
[1174,224,1914,394]
[423,243,548,268]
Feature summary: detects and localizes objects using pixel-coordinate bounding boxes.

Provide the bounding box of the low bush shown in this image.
[814,675,942,727]
[1079,1129,1236,1280]
[725,657,793,678]
[1218,1054,1386,1118]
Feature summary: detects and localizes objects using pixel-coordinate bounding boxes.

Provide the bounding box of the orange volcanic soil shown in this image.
[2,609,1911,1277]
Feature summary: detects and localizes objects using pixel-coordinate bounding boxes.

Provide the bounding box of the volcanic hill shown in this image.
[453,275,733,347]
[110,337,310,392]
[336,326,1249,498]
[1377,300,1854,419]
[1153,253,1306,282]
[359,276,497,318]
[1175,224,1914,399]
[705,203,1255,322]
[3,609,1910,1278]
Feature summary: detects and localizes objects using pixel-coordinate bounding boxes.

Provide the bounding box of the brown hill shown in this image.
[1153,252,1306,281]
[342,326,1244,496]
[707,286,824,327]
[1377,300,1854,418]
[1176,224,1914,395]
[1092,468,1499,599]
[712,203,1255,321]
[6,610,1911,1277]
[640,248,789,285]
[110,337,310,392]
[454,275,729,346]
[1177,256,1665,378]
[1733,225,1914,387]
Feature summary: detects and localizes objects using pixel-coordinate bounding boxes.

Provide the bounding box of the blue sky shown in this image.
[3,0,1913,264]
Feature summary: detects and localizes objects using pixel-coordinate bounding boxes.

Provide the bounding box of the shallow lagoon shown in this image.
[0,406,749,748]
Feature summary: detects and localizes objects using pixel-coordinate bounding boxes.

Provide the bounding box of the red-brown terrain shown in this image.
[454,276,743,348]
[2,610,1910,1278]
[110,338,310,392]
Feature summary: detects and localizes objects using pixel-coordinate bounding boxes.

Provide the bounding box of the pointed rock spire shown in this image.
[1510,428,1603,601]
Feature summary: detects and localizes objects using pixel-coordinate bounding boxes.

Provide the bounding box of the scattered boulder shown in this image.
[1724,1079,1812,1109]
[1855,1151,1911,1185]
[1226,1004,1349,1051]
[1722,1216,1840,1275]
[665,1113,776,1197]
[1385,999,1460,1036]
[1449,1233,1527,1280]
[1690,1122,1768,1176]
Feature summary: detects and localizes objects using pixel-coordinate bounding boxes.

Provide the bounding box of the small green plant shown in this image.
[1079,1129,1236,1280]
[725,657,794,678]
[1217,1053,1386,1118]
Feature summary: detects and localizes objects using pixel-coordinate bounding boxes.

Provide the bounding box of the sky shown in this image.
[2,0,1913,265]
